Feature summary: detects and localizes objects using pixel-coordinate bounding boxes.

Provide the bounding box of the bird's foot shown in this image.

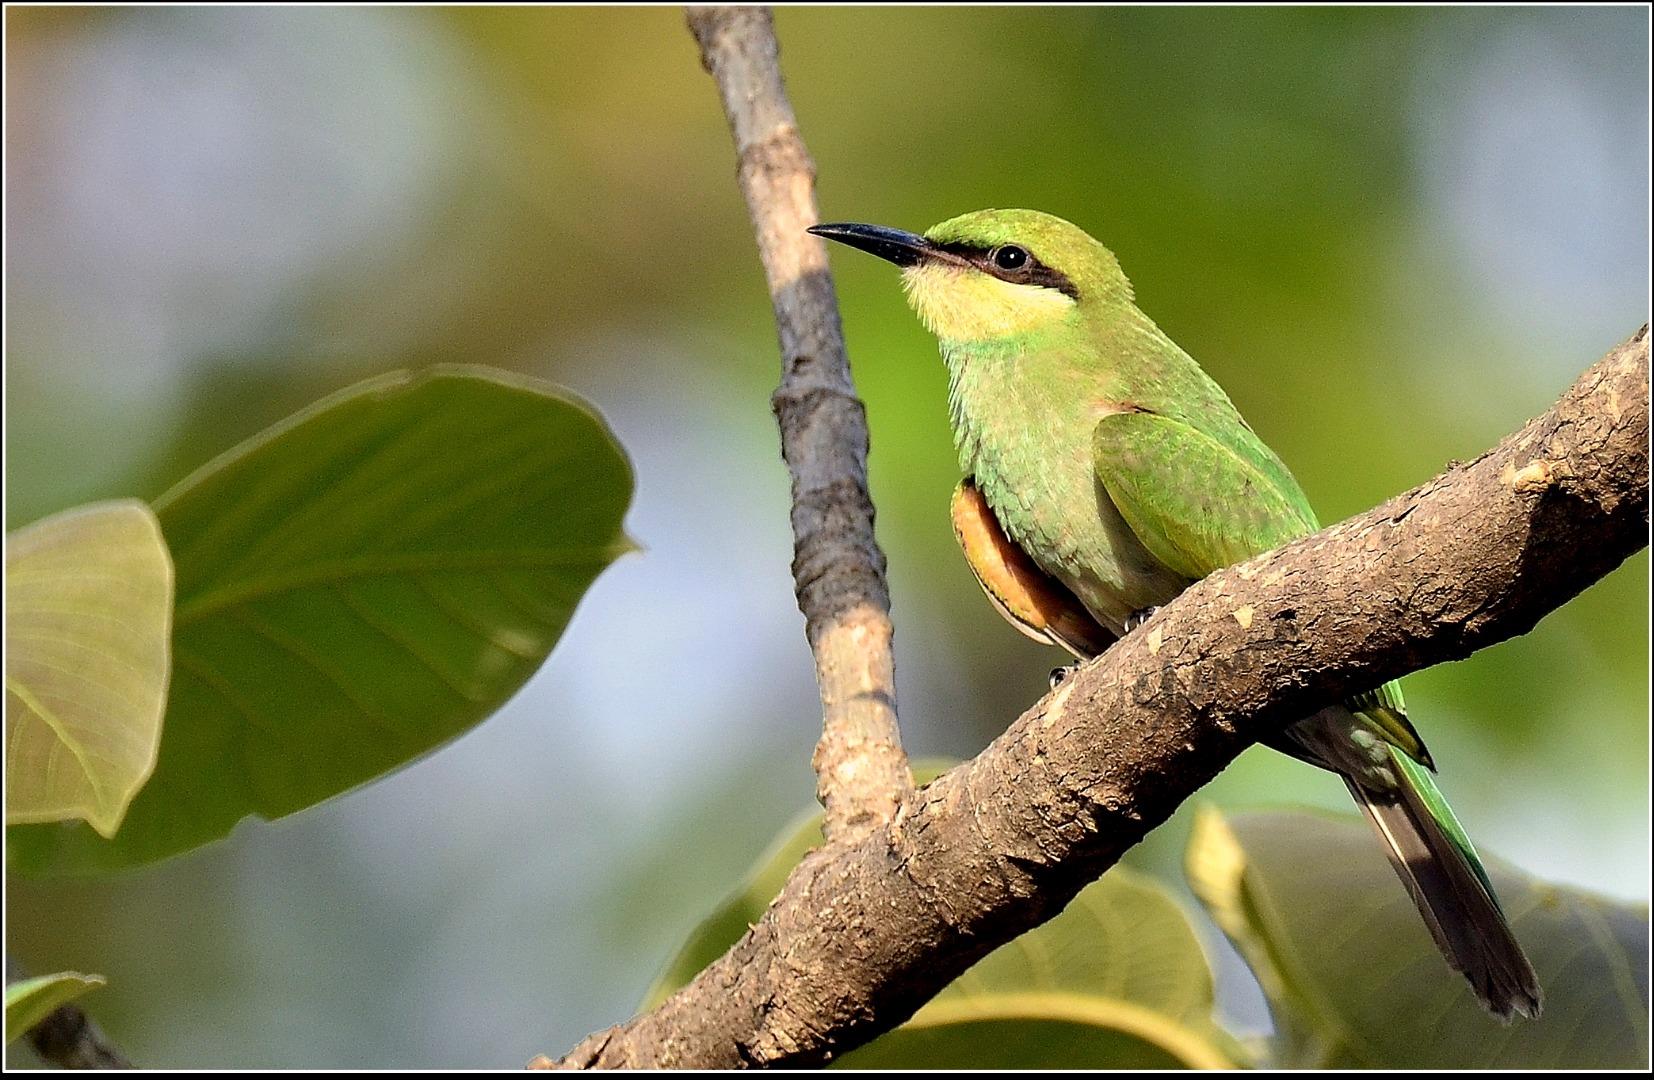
[1123,606,1160,633]
[1048,664,1078,690]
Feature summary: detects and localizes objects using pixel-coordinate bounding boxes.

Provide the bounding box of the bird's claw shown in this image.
[1123,606,1160,633]
[1048,665,1078,690]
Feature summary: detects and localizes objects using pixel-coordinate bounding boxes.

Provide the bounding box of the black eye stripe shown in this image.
[934,241,1080,300]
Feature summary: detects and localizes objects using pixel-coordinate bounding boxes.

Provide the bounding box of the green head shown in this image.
[810,209,1133,342]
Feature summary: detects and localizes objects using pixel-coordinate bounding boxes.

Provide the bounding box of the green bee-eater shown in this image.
[811,209,1541,1019]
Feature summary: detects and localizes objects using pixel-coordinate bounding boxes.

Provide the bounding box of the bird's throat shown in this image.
[902,262,1075,342]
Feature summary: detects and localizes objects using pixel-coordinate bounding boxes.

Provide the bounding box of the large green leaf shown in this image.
[1187,807,1650,1069]
[9,367,633,874]
[834,866,1242,1070]
[6,501,172,838]
[5,972,106,1044]
[835,1004,1229,1070]
[649,765,1241,1069]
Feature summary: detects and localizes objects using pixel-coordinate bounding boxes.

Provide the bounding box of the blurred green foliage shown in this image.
[5,972,106,1046]
[9,370,633,874]
[1189,809,1650,1069]
[5,5,1647,1068]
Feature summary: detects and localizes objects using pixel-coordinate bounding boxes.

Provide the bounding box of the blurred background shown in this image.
[5,5,1648,1068]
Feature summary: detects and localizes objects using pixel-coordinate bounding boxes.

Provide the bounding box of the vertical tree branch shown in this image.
[686,5,911,840]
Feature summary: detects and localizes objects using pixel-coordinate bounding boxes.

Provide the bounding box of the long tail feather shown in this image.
[1346,752,1543,1020]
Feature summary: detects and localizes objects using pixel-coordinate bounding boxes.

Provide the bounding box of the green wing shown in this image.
[1090,408,1531,1007]
[1092,409,1429,767]
[1091,409,1317,581]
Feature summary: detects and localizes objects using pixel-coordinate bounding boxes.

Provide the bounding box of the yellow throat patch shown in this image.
[901,262,1076,341]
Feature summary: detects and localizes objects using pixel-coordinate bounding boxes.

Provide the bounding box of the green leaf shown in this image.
[9,367,633,874]
[1186,807,1651,1069]
[835,1000,1232,1070]
[834,867,1242,1070]
[649,762,1242,1069]
[6,972,106,1044]
[5,501,172,838]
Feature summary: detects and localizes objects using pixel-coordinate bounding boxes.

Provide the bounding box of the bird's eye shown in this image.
[992,246,1029,271]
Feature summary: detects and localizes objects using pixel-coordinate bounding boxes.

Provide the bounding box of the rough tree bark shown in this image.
[533,7,1650,1071]
[542,325,1647,1069]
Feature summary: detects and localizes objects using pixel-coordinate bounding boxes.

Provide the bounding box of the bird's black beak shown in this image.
[808,222,938,268]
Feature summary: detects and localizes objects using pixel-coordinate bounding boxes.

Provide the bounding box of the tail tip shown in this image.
[1481,979,1544,1023]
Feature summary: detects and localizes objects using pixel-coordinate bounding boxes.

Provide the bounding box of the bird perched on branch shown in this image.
[811,209,1541,1020]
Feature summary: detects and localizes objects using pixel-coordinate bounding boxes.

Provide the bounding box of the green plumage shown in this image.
[814,208,1541,1019]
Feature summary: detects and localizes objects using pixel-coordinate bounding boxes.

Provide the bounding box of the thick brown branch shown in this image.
[545,327,1648,1068]
[685,5,911,841]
